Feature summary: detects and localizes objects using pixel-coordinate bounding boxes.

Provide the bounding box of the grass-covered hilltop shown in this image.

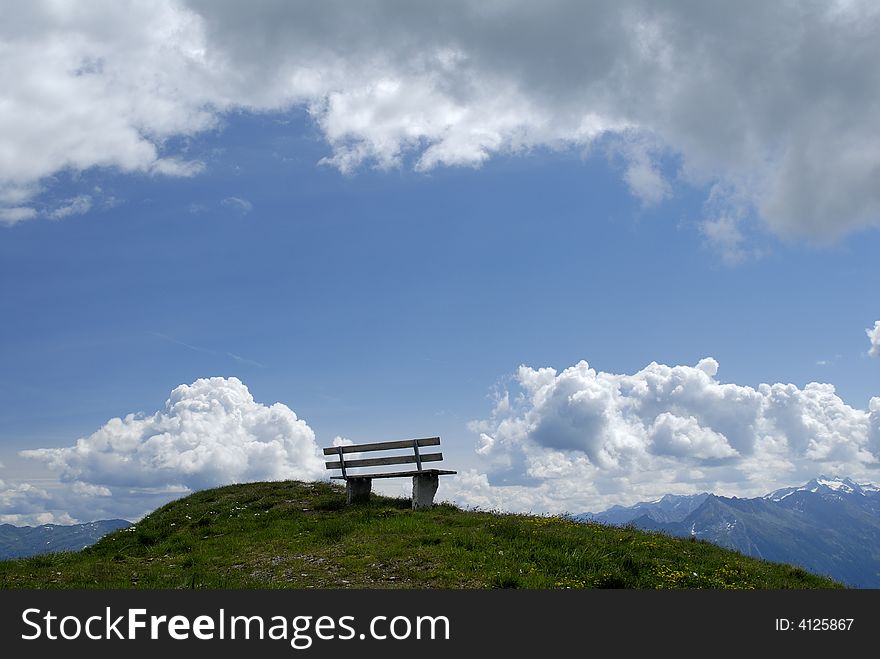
[0,480,842,589]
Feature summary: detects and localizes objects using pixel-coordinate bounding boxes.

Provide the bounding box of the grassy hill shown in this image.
[0,480,842,589]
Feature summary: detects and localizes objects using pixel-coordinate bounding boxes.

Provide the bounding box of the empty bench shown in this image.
[323,436,456,509]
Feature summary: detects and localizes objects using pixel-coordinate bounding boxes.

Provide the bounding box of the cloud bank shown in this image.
[461,358,880,513]
[2,1,880,244]
[7,377,325,523]
[0,479,75,526]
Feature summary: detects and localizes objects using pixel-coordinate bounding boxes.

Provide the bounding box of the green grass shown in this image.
[0,480,842,589]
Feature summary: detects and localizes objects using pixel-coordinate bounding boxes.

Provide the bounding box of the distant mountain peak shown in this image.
[572,491,710,526]
[764,475,879,501]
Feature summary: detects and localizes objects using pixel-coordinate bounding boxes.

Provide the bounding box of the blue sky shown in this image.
[2,1,879,523]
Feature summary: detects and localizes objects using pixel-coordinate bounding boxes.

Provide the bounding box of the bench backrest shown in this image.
[323,437,444,478]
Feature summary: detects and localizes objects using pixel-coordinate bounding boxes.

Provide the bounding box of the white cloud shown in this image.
[701,215,748,265]
[0,479,67,525]
[18,377,326,521]
[0,479,50,509]
[0,481,75,525]
[226,352,264,368]
[612,136,671,206]
[71,481,112,497]
[623,156,670,207]
[221,196,253,213]
[867,321,880,357]
[0,2,211,184]
[150,158,205,178]
[48,195,92,220]
[0,206,38,226]
[0,511,78,526]
[0,474,106,524]
[461,357,880,513]
[1,1,880,245]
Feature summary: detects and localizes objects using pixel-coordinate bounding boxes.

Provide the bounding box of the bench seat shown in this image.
[330,468,457,480]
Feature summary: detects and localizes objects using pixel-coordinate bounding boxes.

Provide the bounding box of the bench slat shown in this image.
[330,469,457,479]
[322,437,440,456]
[325,452,443,470]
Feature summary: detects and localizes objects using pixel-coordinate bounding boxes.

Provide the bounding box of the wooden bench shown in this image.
[323,436,456,509]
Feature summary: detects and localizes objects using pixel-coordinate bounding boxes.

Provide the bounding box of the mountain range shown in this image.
[573,476,880,588]
[0,519,131,560]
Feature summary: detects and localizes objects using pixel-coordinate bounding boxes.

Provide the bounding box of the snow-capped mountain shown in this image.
[574,476,880,588]
[764,475,880,502]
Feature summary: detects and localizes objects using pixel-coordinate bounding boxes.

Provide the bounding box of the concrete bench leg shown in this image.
[412,473,439,510]
[347,477,372,504]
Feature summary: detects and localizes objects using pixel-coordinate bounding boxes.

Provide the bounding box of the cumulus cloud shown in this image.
[16,377,325,521]
[463,357,880,513]
[2,1,880,244]
[0,479,53,524]
[867,321,880,357]
[0,2,212,219]
[70,481,112,497]
[0,474,168,525]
